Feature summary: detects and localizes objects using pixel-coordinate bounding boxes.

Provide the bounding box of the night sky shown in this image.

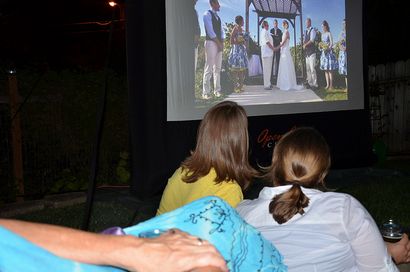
[0,0,409,67]
[0,0,119,69]
[364,0,410,65]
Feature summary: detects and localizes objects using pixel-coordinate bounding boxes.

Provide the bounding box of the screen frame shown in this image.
[166,0,364,122]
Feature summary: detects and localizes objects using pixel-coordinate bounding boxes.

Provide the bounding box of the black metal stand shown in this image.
[81,11,115,231]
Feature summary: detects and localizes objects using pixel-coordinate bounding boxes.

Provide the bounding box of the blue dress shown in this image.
[338,32,347,75]
[228,30,248,70]
[0,196,287,272]
[320,32,338,71]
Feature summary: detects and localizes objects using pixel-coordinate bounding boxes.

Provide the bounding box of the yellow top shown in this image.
[156,167,243,215]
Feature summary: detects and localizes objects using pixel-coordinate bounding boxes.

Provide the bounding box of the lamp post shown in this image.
[7,68,25,202]
[108,1,125,22]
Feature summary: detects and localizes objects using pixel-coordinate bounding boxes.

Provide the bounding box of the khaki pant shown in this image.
[203,40,222,95]
[306,54,317,87]
[262,56,273,88]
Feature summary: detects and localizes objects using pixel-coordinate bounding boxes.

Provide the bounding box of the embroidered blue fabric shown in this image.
[0,196,287,272]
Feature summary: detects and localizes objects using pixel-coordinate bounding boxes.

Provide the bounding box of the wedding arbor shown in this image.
[245,0,306,79]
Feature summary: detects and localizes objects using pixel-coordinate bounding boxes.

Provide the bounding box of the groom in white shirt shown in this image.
[260,21,274,90]
[202,0,224,99]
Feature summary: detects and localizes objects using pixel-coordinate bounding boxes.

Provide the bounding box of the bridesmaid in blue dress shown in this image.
[319,20,338,90]
[338,19,347,89]
[228,15,248,93]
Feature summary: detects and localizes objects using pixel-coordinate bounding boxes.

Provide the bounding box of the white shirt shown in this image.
[260,28,273,58]
[237,186,398,272]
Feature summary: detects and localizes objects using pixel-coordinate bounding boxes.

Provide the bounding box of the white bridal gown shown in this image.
[276,30,303,91]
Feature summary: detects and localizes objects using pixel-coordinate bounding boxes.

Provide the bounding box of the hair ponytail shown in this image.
[269,183,309,224]
[266,127,331,224]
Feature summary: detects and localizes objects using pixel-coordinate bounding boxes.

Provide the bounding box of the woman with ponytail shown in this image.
[237,127,404,271]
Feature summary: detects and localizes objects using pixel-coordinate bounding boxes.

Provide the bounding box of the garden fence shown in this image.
[368,59,410,154]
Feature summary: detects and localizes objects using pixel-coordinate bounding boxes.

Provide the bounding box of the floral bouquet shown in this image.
[237,32,249,44]
[319,41,328,51]
[339,39,346,49]
[333,39,346,51]
[237,35,245,43]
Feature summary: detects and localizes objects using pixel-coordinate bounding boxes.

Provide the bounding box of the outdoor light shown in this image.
[7,68,16,75]
[108,1,117,7]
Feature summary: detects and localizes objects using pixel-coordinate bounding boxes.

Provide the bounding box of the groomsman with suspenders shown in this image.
[303,18,318,90]
[202,0,224,99]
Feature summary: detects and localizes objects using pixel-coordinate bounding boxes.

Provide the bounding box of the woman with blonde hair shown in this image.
[157,101,258,215]
[237,127,406,271]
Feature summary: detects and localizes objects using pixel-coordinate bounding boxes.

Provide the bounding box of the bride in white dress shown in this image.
[276,20,302,91]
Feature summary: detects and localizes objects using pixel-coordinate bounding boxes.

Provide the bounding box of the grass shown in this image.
[14,201,135,233]
[336,177,410,228]
[378,158,410,173]
[314,86,348,100]
[334,157,410,229]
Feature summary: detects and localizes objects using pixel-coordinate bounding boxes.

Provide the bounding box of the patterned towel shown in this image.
[0,196,287,272]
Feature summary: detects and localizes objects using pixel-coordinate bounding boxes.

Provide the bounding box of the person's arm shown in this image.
[230,26,237,45]
[303,28,316,48]
[264,30,274,50]
[343,196,399,271]
[203,11,215,40]
[279,31,289,48]
[386,233,410,265]
[203,11,223,51]
[329,32,334,49]
[338,33,346,51]
[0,219,228,272]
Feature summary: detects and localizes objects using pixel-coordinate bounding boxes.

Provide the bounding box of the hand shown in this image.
[386,233,410,265]
[124,229,228,272]
[216,41,223,52]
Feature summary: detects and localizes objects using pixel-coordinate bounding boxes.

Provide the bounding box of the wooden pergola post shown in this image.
[299,1,306,80]
[8,69,25,201]
[245,0,250,33]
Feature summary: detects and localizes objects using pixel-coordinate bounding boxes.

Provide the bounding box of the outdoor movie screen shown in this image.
[166,0,363,121]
